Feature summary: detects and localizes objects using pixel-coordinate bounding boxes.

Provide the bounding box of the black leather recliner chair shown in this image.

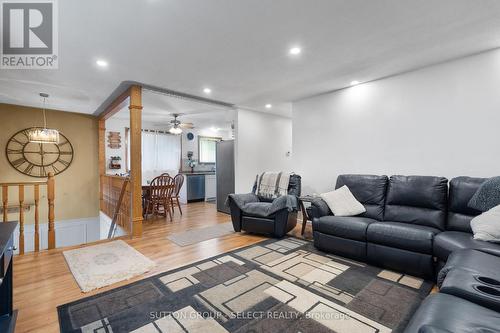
[227,175,301,238]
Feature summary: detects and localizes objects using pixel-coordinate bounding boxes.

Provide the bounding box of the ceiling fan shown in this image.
[168,113,194,134]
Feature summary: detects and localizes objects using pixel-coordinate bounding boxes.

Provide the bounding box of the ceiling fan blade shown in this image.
[180,123,194,129]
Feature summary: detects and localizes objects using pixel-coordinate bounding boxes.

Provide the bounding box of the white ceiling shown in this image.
[1,0,500,117]
[112,89,235,130]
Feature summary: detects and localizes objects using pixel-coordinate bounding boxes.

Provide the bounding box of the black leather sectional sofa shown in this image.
[310,174,500,332]
[310,174,500,279]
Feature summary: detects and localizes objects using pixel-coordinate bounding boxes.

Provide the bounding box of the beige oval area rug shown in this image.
[63,240,155,293]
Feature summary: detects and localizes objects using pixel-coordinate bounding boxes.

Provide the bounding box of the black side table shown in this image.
[0,221,18,333]
[298,196,317,235]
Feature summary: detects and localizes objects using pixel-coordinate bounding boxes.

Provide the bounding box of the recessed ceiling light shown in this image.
[203,88,212,94]
[350,80,360,86]
[96,59,108,68]
[289,47,301,55]
[265,104,272,109]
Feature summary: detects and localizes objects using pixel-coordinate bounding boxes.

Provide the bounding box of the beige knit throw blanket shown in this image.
[257,172,292,199]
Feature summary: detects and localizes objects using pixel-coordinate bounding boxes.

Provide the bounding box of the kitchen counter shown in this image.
[181,172,215,176]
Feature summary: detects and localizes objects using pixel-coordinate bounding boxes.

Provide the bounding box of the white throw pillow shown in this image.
[471,204,500,243]
[320,185,366,217]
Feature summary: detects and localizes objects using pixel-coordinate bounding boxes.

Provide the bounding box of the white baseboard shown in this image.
[12,217,100,254]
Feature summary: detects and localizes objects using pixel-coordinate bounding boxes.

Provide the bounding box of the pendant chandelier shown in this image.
[28,93,60,144]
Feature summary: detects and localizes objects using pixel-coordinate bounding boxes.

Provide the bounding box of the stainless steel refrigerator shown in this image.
[216,140,235,214]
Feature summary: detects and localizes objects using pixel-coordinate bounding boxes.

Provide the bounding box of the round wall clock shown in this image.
[187,132,194,141]
[5,127,74,177]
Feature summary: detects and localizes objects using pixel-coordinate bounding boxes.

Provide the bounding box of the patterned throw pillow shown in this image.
[469,176,500,212]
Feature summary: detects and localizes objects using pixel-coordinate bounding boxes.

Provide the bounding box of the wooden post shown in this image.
[98,118,106,212]
[2,185,7,222]
[47,172,55,249]
[18,185,24,255]
[34,184,40,252]
[129,85,143,237]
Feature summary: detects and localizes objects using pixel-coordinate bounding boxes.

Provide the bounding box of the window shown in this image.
[126,129,181,172]
[198,136,221,163]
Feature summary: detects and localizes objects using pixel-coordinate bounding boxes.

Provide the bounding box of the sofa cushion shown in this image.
[433,231,500,261]
[335,174,388,221]
[313,216,377,241]
[447,176,486,233]
[241,202,276,218]
[384,175,448,230]
[367,222,440,254]
[404,293,500,333]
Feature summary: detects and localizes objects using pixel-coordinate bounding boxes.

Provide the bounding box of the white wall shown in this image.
[180,127,233,172]
[12,217,100,254]
[105,117,129,175]
[293,49,500,195]
[235,109,292,192]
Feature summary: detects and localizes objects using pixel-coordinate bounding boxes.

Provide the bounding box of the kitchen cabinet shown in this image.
[181,172,217,203]
[205,174,216,201]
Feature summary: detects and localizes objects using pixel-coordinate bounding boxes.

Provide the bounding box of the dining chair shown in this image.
[144,175,175,221]
[171,174,185,215]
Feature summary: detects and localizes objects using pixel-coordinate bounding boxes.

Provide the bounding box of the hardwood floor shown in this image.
[13,202,313,333]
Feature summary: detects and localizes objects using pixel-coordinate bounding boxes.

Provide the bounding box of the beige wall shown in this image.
[0,103,99,224]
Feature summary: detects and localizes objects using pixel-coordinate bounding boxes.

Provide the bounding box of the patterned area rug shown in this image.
[63,240,156,293]
[167,223,235,246]
[58,237,432,333]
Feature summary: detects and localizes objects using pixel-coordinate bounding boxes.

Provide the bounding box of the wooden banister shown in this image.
[108,178,130,238]
[0,173,55,254]
[47,172,55,250]
[101,175,131,236]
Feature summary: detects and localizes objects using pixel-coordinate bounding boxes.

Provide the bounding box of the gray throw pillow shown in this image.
[469,176,500,212]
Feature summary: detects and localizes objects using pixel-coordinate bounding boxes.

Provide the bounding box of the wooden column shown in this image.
[18,185,24,254]
[47,172,55,249]
[129,85,143,237]
[98,118,106,212]
[2,186,7,222]
[34,184,40,252]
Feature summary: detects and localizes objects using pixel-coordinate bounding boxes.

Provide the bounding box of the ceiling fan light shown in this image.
[169,126,182,135]
[28,127,60,144]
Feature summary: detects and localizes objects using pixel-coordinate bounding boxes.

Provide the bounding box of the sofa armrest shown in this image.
[227,193,260,232]
[308,197,332,219]
[270,195,298,213]
[227,193,260,206]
